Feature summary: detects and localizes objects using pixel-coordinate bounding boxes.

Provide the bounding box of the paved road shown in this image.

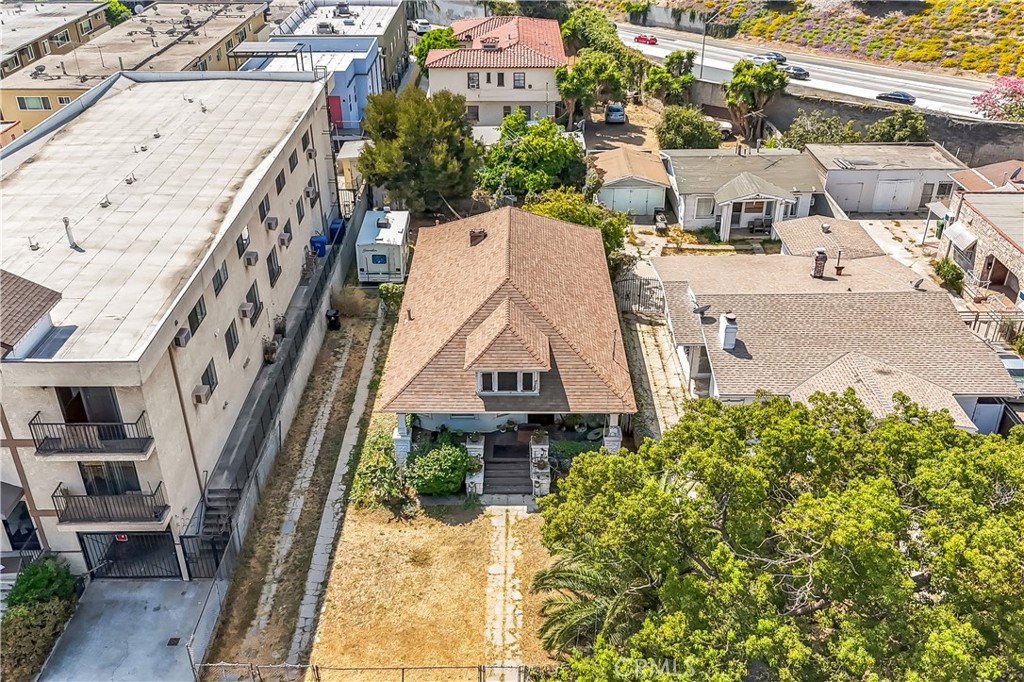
[617,24,992,119]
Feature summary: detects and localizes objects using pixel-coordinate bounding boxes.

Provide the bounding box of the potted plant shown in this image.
[467,432,482,444]
[561,414,586,433]
[273,313,287,337]
[531,428,549,444]
[466,456,482,473]
[263,337,280,364]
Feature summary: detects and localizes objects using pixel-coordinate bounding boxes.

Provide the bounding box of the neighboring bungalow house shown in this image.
[772,215,884,261]
[940,191,1024,308]
[378,207,636,493]
[593,147,675,217]
[425,16,567,125]
[652,253,1018,433]
[805,142,965,214]
[661,148,823,238]
[949,159,1024,193]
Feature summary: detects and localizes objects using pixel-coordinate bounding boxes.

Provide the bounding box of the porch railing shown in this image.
[29,411,154,455]
[52,482,169,524]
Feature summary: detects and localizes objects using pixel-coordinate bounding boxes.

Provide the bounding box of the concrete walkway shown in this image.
[287,306,386,664]
[484,505,528,682]
[241,334,353,660]
[634,318,686,437]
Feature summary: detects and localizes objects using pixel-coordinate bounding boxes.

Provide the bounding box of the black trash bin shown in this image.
[326,308,341,331]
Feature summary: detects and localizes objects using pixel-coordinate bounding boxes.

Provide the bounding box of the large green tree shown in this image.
[723,59,789,143]
[524,187,627,259]
[866,108,931,143]
[412,27,460,72]
[773,109,863,150]
[358,88,482,213]
[535,392,1024,681]
[557,49,626,128]
[105,0,132,26]
[476,110,587,201]
[561,6,649,91]
[655,105,720,149]
[643,50,697,105]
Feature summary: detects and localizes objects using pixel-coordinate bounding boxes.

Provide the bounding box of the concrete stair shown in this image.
[201,487,241,535]
[483,449,532,495]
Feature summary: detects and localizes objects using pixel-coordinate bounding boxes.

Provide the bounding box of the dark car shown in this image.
[876,90,917,105]
[761,51,787,64]
[634,33,658,45]
[782,64,810,80]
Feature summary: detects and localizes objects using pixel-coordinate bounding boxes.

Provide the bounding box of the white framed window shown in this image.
[2,55,21,72]
[51,29,71,47]
[17,96,51,111]
[58,96,72,105]
[694,197,716,218]
[467,72,480,89]
[477,371,540,395]
[78,18,94,35]
[936,182,954,199]
[21,44,35,61]
[513,72,525,89]
[41,40,51,55]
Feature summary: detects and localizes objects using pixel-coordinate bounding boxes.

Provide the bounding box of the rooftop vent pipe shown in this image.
[719,312,737,351]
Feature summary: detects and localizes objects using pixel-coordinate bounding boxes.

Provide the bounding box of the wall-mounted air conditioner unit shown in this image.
[173,327,192,348]
[278,232,293,247]
[243,250,259,266]
[304,186,317,199]
[192,385,211,404]
[239,302,255,318]
[264,216,279,231]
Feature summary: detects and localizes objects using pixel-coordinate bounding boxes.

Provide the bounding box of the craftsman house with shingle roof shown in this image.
[379,207,635,494]
[425,16,567,126]
[652,252,1018,433]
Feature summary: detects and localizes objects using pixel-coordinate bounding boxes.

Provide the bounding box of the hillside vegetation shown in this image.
[659,0,1024,77]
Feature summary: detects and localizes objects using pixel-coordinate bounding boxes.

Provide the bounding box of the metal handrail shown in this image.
[52,481,169,524]
[29,411,154,454]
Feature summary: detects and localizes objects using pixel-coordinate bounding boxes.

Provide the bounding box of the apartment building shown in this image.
[0,71,341,579]
[425,16,566,125]
[0,1,269,130]
[0,1,109,78]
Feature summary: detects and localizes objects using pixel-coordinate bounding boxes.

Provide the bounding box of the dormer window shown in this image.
[478,371,539,395]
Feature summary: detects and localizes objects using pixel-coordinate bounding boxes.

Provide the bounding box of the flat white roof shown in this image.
[244,47,362,73]
[0,1,104,56]
[288,4,397,37]
[357,210,410,247]
[1,75,322,361]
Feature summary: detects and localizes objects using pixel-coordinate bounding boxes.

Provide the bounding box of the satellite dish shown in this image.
[1011,167,1022,181]
[180,7,190,14]
[693,304,712,316]
[34,63,45,72]
[133,3,143,13]
[167,26,176,34]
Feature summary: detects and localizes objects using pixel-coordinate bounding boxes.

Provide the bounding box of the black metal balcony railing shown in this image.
[52,482,169,524]
[29,411,154,455]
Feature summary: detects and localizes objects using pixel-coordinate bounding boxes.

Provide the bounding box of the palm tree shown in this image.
[530,544,661,654]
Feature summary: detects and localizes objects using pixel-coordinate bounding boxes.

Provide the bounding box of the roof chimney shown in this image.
[718,312,737,351]
[469,228,487,246]
[811,247,827,278]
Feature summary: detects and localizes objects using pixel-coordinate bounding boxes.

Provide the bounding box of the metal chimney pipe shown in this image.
[63,217,79,250]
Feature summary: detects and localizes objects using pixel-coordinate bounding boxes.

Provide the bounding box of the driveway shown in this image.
[40,579,211,682]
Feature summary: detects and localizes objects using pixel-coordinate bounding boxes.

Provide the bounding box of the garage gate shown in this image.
[79,531,182,579]
[601,184,666,216]
[872,180,916,213]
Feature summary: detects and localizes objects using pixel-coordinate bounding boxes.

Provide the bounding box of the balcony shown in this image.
[52,482,169,525]
[29,412,154,456]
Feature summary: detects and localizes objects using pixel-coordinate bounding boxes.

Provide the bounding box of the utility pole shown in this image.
[698,8,724,80]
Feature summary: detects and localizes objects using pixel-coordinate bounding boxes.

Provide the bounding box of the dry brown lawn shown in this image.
[585,103,662,151]
[513,513,557,667]
[308,506,491,676]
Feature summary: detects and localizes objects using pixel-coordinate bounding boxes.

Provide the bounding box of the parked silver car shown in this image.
[605,103,627,124]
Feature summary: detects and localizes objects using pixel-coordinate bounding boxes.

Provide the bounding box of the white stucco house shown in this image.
[592,147,675,217]
[805,142,966,214]
[424,16,566,126]
[662,148,824,238]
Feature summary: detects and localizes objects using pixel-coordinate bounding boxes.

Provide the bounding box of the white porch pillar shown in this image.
[719,203,731,241]
[393,412,412,465]
[603,414,623,453]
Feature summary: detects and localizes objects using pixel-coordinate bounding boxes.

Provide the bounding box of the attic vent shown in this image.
[469,228,487,246]
[481,38,499,51]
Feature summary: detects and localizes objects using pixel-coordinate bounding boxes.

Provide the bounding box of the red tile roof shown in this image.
[425,16,567,70]
[0,270,60,352]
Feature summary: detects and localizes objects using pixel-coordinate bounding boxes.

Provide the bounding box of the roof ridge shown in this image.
[504,300,550,367]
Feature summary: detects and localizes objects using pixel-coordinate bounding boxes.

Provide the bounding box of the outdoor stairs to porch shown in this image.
[201,487,241,535]
[483,445,532,495]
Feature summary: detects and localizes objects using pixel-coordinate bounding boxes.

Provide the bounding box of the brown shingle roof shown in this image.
[789,352,974,430]
[773,216,884,260]
[948,160,1024,192]
[425,16,567,69]
[464,298,551,371]
[593,147,671,187]
[0,269,60,352]
[379,207,635,414]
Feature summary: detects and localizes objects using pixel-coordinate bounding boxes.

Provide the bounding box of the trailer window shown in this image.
[371,254,387,264]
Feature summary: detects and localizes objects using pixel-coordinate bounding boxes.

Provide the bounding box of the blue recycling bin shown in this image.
[329,218,345,243]
[310,234,328,257]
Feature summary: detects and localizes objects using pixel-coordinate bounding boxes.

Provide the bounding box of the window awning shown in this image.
[1,481,24,520]
[944,221,977,251]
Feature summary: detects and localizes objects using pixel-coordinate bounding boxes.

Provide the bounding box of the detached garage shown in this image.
[805,142,966,214]
[593,147,673,217]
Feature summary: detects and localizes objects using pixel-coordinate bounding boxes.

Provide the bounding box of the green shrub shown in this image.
[933,258,964,294]
[407,443,470,495]
[378,282,405,316]
[0,597,76,681]
[696,227,721,244]
[550,439,602,459]
[351,414,410,508]
[6,557,75,608]
[1012,334,1024,357]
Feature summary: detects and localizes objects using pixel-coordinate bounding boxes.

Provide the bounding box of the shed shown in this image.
[593,147,673,216]
[356,209,411,283]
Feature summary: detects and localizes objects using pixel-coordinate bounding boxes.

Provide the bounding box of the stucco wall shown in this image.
[428,67,559,125]
[822,168,957,214]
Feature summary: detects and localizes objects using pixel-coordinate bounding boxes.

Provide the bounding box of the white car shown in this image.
[410,19,431,34]
[748,55,775,66]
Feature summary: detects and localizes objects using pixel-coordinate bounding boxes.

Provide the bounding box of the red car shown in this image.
[634,34,658,45]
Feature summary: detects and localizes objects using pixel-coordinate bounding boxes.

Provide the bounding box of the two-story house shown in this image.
[425,16,567,125]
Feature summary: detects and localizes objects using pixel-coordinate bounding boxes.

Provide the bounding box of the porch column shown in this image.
[603,414,623,453]
[719,204,730,241]
[393,412,412,465]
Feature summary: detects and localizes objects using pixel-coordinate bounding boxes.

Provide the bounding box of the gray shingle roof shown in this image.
[0,270,61,352]
[662,149,821,196]
[714,172,793,204]
[772,216,884,260]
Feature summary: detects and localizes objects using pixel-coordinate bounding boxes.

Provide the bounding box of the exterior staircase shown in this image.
[201,487,241,535]
[483,444,532,495]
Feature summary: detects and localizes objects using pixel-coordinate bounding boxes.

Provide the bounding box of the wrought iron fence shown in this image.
[52,482,169,524]
[29,411,154,454]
